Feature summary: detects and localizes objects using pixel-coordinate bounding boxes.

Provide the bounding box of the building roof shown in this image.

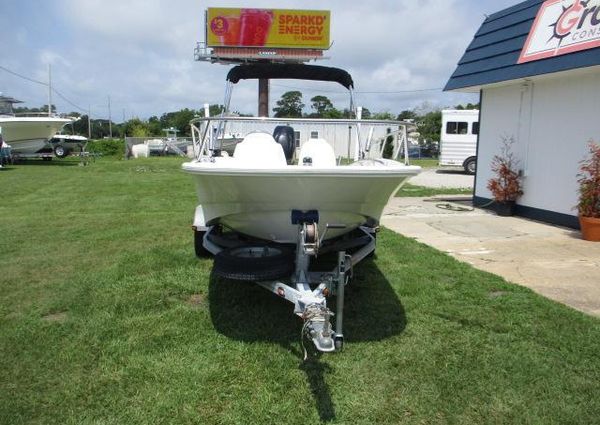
[445,0,600,91]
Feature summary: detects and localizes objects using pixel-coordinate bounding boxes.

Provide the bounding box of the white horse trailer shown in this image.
[439,109,479,174]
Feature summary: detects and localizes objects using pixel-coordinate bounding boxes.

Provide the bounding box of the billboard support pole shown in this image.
[258,78,269,117]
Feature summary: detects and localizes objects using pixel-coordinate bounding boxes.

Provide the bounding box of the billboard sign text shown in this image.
[206,8,331,49]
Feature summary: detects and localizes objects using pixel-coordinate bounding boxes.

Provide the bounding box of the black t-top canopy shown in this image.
[226,64,354,90]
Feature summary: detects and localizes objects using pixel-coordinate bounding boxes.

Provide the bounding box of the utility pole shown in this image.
[88,105,92,139]
[108,95,113,139]
[258,79,269,117]
[47,64,52,117]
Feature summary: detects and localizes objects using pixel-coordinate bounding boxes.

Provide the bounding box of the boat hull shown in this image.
[0,117,72,154]
[183,161,420,243]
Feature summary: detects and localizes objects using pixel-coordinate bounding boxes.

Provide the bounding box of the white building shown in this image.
[445,0,600,228]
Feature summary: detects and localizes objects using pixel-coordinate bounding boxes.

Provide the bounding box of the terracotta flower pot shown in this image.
[579,216,600,242]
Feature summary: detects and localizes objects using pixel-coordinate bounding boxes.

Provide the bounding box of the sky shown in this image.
[0,0,520,121]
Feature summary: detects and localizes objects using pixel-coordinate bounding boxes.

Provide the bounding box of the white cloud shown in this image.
[2,0,519,118]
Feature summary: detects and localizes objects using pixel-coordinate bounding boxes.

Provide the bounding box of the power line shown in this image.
[1,63,89,115]
[0,64,48,86]
[359,88,443,94]
[51,87,87,113]
[271,82,443,94]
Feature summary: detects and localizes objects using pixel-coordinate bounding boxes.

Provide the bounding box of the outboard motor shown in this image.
[273,126,295,163]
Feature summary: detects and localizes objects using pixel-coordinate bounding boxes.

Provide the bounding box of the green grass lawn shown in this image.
[1,157,599,424]
[408,158,439,168]
[396,183,473,198]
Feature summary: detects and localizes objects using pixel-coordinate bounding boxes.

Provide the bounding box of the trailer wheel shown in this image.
[194,230,211,258]
[214,245,294,281]
[54,145,69,158]
[464,157,476,175]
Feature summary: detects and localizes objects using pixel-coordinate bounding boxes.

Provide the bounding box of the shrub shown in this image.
[487,136,523,202]
[87,139,125,157]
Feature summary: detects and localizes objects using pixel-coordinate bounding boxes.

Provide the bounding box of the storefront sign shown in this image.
[519,0,600,64]
[206,8,330,49]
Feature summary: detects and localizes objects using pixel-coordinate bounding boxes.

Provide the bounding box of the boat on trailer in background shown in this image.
[183,63,420,355]
[0,95,73,158]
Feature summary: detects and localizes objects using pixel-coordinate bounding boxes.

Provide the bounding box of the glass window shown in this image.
[446,121,468,135]
[294,131,301,148]
[310,131,319,139]
[472,122,479,135]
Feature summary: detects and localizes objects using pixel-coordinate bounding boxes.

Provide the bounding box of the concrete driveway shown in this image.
[408,168,474,189]
[382,194,600,317]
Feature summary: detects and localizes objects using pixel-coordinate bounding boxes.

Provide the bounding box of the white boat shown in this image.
[183,154,418,243]
[143,128,190,156]
[183,64,421,354]
[183,64,420,244]
[0,95,73,155]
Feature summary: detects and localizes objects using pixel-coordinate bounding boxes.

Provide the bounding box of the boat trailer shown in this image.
[198,210,377,357]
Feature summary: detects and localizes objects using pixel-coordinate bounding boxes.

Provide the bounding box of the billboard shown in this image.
[206,8,330,49]
[519,0,600,64]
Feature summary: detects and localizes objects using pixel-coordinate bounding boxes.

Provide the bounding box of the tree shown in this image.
[123,118,149,137]
[417,110,442,142]
[309,95,344,118]
[209,104,226,117]
[310,95,334,117]
[455,103,479,110]
[397,110,418,121]
[372,111,395,120]
[13,104,57,114]
[273,91,304,118]
[158,108,196,137]
[322,108,343,119]
[147,116,162,136]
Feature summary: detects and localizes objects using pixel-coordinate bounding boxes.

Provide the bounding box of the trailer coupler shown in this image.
[302,303,335,357]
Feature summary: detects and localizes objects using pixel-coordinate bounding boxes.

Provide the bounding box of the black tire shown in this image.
[54,145,69,158]
[194,230,211,258]
[273,126,295,162]
[214,245,294,281]
[464,157,476,175]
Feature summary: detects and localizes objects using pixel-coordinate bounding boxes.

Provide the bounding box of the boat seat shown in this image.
[233,132,287,168]
[299,138,336,168]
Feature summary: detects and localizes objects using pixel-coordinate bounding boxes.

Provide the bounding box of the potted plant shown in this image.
[487,136,523,216]
[577,141,600,241]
